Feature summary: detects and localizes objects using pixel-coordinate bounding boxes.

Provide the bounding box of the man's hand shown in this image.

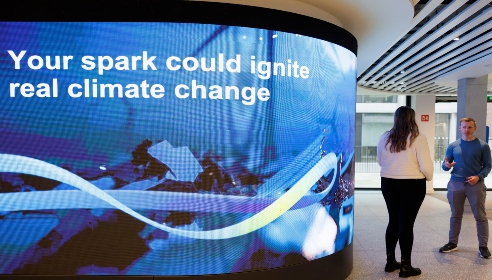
[466,175,479,185]
[444,157,456,169]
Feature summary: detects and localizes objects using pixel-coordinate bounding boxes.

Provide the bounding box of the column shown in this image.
[412,94,436,193]
[457,75,488,140]
[457,75,488,208]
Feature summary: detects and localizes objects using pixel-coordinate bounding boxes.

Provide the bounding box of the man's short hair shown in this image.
[460,117,476,127]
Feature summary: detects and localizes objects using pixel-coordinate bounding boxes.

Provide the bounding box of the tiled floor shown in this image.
[347,190,492,280]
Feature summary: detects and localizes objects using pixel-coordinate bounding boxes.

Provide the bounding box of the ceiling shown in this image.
[355,0,492,95]
[202,0,492,95]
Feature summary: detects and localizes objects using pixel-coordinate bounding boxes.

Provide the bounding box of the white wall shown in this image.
[435,102,457,141]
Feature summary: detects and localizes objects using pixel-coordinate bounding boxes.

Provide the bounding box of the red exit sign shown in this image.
[421,115,429,122]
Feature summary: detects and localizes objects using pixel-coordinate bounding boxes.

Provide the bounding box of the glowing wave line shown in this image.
[0,153,336,240]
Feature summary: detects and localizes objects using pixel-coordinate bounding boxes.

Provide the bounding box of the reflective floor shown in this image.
[348,190,492,280]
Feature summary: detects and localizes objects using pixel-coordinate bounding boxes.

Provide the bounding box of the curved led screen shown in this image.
[0,10,356,277]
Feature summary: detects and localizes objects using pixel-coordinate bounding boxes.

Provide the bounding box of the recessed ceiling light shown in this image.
[454,37,460,41]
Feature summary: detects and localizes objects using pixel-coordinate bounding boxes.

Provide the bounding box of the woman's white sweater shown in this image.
[377,132,434,181]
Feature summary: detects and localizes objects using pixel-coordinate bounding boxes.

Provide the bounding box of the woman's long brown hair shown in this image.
[385,106,419,153]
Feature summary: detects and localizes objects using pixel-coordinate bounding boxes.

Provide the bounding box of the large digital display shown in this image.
[0,21,356,276]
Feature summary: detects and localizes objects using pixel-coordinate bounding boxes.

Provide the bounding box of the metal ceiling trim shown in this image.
[416,83,438,92]
[383,21,492,90]
[357,0,467,85]
[357,0,444,75]
[372,1,490,89]
[402,37,492,90]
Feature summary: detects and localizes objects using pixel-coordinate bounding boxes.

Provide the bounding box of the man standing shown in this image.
[439,117,491,258]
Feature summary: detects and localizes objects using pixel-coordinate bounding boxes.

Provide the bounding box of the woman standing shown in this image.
[377,106,433,278]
